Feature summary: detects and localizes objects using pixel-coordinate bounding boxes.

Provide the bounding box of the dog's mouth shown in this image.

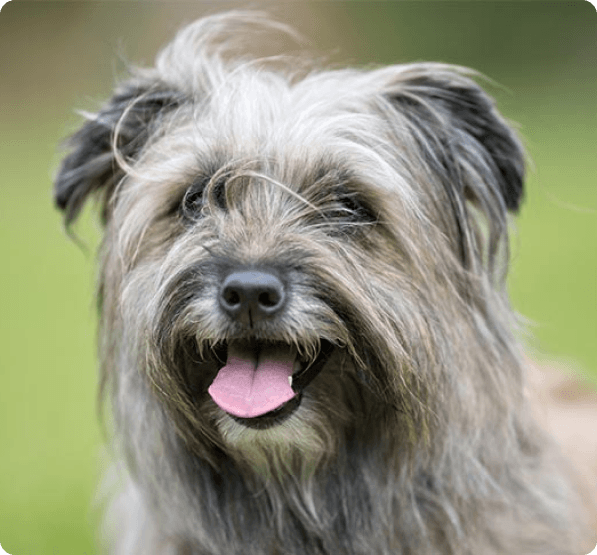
[207,339,334,428]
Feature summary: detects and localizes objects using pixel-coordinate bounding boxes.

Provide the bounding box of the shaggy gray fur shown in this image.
[55,12,591,554]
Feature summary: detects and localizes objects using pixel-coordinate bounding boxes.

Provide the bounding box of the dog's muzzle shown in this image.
[206,268,335,427]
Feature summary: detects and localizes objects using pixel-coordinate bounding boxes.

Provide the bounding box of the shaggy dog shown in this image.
[55,12,595,554]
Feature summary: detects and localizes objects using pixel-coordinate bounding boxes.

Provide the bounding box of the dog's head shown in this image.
[55,13,524,468]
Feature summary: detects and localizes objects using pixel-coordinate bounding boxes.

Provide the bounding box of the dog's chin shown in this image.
[213,391,335,474]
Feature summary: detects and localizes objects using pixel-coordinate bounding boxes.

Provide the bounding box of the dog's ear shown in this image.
[54,79,184,226]
[383,64,525,213]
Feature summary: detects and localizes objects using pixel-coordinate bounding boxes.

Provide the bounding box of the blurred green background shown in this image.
[1,2,595,553]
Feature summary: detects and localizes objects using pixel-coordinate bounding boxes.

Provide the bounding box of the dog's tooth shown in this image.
[288,375,293,387]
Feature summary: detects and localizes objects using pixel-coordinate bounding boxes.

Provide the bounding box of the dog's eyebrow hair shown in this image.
[239,169,323,215]
[307,168,382,224]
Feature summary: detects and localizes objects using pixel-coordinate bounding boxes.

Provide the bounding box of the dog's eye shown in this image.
[329,188,378,231]
[181,178,208,221]
[308,169,378,232]
[180,173,229,222]
[337,191,372,220]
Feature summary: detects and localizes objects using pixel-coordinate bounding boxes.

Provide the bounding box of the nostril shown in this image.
[222,287,241,308]
[258,290,281,309]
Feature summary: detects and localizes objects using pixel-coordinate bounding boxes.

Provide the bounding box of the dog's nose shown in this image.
[219,270,286,325]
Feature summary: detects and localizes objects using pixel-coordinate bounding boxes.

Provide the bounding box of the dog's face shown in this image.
[55,14,524,469]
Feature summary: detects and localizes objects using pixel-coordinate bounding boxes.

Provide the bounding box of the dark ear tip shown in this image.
[499,162,524,213]
[53,166,86,226]
[53,164,78,212]
[506,178,524,212]
[498,135,525,213]
[505,191,523,213]
[54,187,69,212]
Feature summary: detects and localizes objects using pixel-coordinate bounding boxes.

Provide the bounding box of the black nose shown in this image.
[219,270,286,326]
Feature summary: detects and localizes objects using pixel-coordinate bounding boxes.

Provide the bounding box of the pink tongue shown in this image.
[208,343,297,418]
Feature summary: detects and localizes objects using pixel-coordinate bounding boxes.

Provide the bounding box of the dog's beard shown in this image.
[162,335,371,477]
[147,286,386,474]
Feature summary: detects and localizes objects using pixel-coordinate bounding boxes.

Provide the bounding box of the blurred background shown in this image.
[1,1,595,553]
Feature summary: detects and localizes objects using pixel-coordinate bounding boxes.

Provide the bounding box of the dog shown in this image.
[54,12,596,554]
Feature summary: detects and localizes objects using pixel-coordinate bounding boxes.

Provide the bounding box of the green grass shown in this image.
[508,110,597,376]
[1,122,101,554]
[0,4,595,552]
